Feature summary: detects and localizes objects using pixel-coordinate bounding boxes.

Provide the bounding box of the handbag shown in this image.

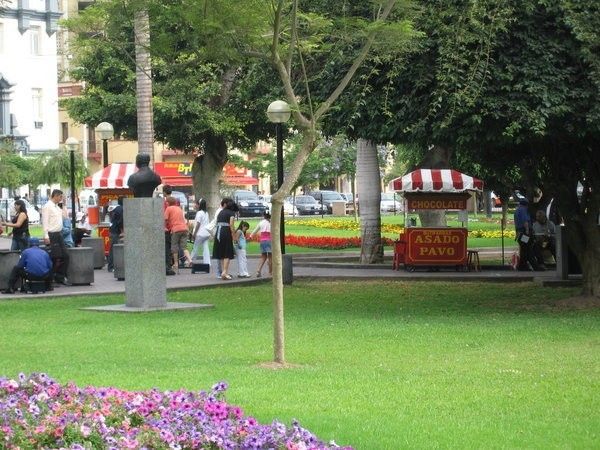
[197,228,211,239]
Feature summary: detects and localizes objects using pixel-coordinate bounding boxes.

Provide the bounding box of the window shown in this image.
[32,88,43,127]
[60,122,68,143]
[30,26,41,55]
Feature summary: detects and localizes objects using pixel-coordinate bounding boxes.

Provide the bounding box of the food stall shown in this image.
[389,169,483,271]
[84,163,137,255]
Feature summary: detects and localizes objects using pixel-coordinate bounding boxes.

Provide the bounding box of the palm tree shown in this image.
[134,8,154,159]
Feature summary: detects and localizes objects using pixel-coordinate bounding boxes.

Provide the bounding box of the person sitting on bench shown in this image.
[2,237,53,294]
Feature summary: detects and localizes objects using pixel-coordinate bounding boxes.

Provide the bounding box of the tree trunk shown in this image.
[357,139,383,264]
[416,145,452,227]
[565,216,600,298]
[134,9,154,159]
[580,231,600,298]
[270,129,318,365]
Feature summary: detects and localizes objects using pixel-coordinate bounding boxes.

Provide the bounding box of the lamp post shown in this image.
[266,100,291,253]
[95,122,114,168]
[65,137,79,230]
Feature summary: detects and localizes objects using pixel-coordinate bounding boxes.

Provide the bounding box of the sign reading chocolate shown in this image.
[405,227,467,264]
[404,193,470,210]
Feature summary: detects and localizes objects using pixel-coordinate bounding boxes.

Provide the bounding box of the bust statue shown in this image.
[127,154,162,198]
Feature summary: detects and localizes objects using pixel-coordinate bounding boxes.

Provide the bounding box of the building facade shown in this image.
[0,0,62,153]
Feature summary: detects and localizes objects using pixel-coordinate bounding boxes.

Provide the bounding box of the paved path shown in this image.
[0,237,559,300]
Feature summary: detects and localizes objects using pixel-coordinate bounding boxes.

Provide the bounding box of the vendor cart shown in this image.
[389,169,483,271]
[84,163,137,255]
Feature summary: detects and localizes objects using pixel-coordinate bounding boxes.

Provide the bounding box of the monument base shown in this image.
[82,302,214,313]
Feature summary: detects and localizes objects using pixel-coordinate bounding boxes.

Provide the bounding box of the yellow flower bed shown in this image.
[285,219,515,239]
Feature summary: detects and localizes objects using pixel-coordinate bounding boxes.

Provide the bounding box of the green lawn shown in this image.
[0,281,597,449]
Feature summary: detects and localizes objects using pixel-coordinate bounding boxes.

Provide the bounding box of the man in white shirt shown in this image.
[42,189,70,285]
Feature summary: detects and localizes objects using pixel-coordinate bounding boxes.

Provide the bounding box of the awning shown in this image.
[85,161,259,189]
[84,163,137,189]
[390,169,483,193]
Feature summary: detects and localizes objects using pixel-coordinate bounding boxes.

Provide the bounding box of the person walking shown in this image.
[514,198,539,271]
[162,185,177,275]
[212,199,237,280]
[234,221,250,278]
[1,199,29,251]
[207,198,229,278]
[250,211,272,278]
[2,237,53,294]
[190,198,211,266]
[42,189,70,285]
[107,197,124,272]
[164,195,192,273]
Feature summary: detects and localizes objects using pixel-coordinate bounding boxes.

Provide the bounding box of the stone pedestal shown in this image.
[113,244,125,280]
[124,198,167,308]
[0,251,20,290]
[82,237,105,269]
[66,247,94,285]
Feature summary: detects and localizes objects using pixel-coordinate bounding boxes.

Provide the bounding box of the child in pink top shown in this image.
[250,212,272,277]
[164,196,192,272]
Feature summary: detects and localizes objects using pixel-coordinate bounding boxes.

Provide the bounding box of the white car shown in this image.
[258,194,299,216]
[380,192,403,213]
[0,198,41,223]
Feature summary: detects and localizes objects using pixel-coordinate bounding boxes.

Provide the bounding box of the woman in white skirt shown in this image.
[191,198,211,265]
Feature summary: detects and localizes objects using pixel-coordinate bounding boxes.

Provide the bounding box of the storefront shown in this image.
[389,169,483,271]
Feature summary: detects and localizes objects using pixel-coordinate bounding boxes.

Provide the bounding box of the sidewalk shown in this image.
[0,237,558,300]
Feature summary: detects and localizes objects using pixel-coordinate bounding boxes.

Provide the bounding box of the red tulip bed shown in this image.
[0,374,352,450]
[284,235,395,250]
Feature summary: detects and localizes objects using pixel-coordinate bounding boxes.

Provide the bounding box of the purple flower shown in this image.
[0,373,352,450]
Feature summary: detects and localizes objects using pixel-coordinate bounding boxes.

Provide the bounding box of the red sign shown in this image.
[155,162,193,177]
[97,189,133,207]
[405,227,467,265]
[404,193,470,210]
[97,225,111,256]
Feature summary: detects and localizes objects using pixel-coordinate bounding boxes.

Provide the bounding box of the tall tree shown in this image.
[62,0,271,214]
[133,7,154,159]
[243,0,415,364]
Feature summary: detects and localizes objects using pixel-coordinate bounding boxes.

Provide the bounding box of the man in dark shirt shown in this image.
[107,196,124,272]
[514,198,540,271]
[2,238,53,294]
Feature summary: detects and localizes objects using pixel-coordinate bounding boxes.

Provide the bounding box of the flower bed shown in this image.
[285,219,515,239]
[0,374,351,450]
[285,235,394,250]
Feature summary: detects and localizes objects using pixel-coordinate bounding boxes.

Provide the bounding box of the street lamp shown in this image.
[65,137,79,230]
[95,122,114,168]
[267,100,291,253]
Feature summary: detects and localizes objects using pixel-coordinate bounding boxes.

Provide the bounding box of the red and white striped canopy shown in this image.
[389,169,483,193]
[84,163,138,189]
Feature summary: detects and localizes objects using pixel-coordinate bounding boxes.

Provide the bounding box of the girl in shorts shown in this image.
[250,212,272,277]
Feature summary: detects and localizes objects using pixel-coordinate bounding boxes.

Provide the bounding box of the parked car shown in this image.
[258,194,299,216]
[0,198,40,223]
[340,193,354,203]
[234,190,268,217]
[380,192,403,213]
[308,190,347,214]
[291,195,326,215]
